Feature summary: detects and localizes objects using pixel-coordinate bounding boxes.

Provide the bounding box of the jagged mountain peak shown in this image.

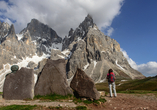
[78,14,94,34]
[30,18,40,23]
[20,18,62,54]
[0,15,145,92]
[0,22,10,42]
[61,14,145,81]
[79,14,94,27]
[21,18,58,38]
[1,24,18,43]
[8,24,16,36]
[0,22,10,29]
[62,14,96,50]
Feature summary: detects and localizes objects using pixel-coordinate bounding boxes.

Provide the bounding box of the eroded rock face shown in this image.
[0,26,36,70]
[70,68,100,100]
[0,22,10,42]
[34,59,48,75]
[27,61,38,69]
[20,19,62,54]
[63,15,145,81]
[35,59,73,96]
[3,67,34,100]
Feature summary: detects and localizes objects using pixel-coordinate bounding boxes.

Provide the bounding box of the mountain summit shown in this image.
[20,19,62,54]
[62,15,145,82]
[0,15,145,91]
[62,14,95,50]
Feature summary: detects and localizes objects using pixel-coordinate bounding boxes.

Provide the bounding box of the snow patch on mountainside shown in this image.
[90,60,97,77]
[51,43,62,51]
[0,53,50,92]
[17,54,49,68]
[61,49,72,59]
[116,60,125,70]
[83,63,89,70]
[61,49,70,55]
[16,34,23,40]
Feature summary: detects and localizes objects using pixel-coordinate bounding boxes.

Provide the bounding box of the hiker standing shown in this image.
[107,69,117,97]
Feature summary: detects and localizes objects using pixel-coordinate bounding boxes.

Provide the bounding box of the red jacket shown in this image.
[107,72,115,82]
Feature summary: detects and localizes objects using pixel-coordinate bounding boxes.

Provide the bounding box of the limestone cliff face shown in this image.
[0,20,62,92]
[0,24,37,92]
[0,22,10,43]
[0,15,145,92]
[63,15,145,82]
[20,19,62,55]
[0,19,63,70]
[0,25,36,70]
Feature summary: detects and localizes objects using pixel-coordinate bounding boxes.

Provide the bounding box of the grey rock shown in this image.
[70,68,100,100]
[27,61,38,69]
[1,24,18,43]
[3,67,34,100]
[50,49,65,60]
[34,59,48,75]
[0,22,10,43]
[63,15,145,82]
[67,40,88,78]
[0,28,36,70]
[0,27,37,92]
[20,19,62,54]
[35,59,73,96]
[62,14,94,51]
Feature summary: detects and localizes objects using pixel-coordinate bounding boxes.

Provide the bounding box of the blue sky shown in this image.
[0,0,156,77]
[111,0,157,64]
[109,0,157,77]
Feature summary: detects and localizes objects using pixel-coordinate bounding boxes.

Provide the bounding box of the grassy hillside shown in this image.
[96,76,157,94]
[117,76,157,91]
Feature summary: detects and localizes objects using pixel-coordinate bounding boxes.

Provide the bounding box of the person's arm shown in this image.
[106,74,109,79]
[114,73,116,80]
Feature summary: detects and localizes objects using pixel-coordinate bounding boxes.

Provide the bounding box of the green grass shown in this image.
[118,90,157,94]
[35,93,106,105]
[76,106,87,110]
[48,106,63,109]
[96,76,157,95]
[117,77,157,91]
[0,105,37,110]
[73,97,106,104]
[34,93,73,101]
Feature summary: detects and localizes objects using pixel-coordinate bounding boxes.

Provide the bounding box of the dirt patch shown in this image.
[0,93,157,110]
[100,93,157,110]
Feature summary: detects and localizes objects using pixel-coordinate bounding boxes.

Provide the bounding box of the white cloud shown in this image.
[0,0,124,37]
[107,27,114,36]
[0,1,8,9]
[3,18,12,25]
[137,62,157,76]
[120,48,138,70]
[121,48,157,77]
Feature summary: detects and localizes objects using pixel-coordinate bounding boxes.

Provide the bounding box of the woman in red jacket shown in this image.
[107,69,117,97]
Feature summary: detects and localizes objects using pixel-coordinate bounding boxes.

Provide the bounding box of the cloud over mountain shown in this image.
[0,0,123,37]
[121,48,157,77]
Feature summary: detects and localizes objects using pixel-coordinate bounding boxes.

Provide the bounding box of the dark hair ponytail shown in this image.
[108,69,113,74]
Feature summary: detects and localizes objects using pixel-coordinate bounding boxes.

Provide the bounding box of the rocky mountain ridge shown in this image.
[20,19,62,54]
[0,15,145,91]
[62,15,145,82]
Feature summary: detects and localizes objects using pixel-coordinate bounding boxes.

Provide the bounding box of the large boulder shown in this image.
[34,59,73,96]
[70,68,100,100]
[3,67,34,100]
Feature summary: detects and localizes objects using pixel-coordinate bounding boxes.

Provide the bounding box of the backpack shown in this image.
[108,73,115,83]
